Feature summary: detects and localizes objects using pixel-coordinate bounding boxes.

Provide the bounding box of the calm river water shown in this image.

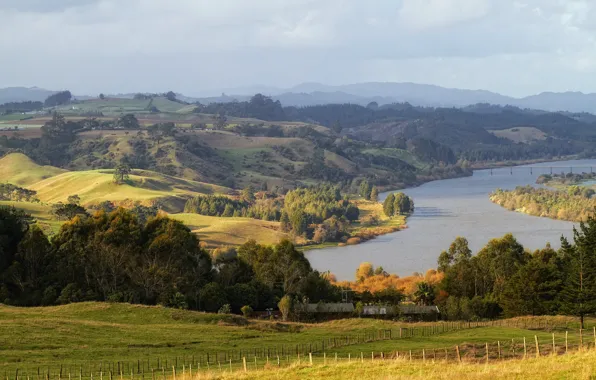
[305,159,596,280]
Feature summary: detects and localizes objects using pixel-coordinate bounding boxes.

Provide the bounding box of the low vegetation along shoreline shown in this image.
[490,172,596,222]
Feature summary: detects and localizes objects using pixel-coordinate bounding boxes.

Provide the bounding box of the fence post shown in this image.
[593,327,596,350]
[171,366,175,380]
[455,346,461,363]
[552,333,556,355]
[497,341,501,360]
[361,352,364,363]
[335,353,337,363]
[242,357,247,373]
[512,339,516,357]
[565,331,568,353]
[523,337,527,359]
[409,350,412,362]
[422,349,425,363]
[535,336,540,358]
[485,343,489,364]
[324,352,326,365]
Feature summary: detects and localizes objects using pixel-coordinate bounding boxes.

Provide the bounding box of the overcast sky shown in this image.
[1,0,595,97]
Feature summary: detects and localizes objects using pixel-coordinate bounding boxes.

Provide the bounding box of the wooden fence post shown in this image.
[422,349,425,363]
[565,331,568,353]
[409,350,412,362]
[455,346,461,363]
[512,339,516,357]
[309,353,313,366]
[523,337,527,359]
[552,333,556,355]
[497,341,501,360]
[335,353,337,362]
[485,343,489,364]
[535,336,540,358]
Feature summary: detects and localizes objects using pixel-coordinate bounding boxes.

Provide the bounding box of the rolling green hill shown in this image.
[0,153,66,186]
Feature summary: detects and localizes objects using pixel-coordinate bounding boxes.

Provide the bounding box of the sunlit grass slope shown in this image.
[0,153,66,186]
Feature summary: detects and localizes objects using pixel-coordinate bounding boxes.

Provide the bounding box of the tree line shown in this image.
[435,218,596,328]
[0,206,340,315]
[490,186,596,222]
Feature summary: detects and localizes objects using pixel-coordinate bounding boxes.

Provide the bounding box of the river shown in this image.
[305,159,596,281]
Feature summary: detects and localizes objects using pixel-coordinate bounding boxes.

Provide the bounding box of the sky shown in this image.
[1,0,596,97]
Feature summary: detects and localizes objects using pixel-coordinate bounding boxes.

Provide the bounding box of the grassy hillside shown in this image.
[171,213,289,247]
[0,302,590,374]
[0,153,66,186]
[29,169,228,211]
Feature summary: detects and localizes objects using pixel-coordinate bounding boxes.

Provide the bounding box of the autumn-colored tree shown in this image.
[355,262,374,282]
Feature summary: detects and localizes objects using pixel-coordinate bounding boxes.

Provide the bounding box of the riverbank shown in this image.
[470,155,579,170]
[489,186,595,222]
[301,199,407,251]
[306,158,585,280]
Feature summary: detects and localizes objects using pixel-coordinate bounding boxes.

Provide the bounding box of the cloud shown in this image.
[1,0,596,97]
[398,0,491,31]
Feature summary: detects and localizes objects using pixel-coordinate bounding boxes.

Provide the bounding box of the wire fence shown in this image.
[3,318,593,379]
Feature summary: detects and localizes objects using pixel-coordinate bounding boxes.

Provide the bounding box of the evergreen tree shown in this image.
[359,180,372,200]
[370,186,379,202]
[383,193,395,217]
[280,211,290,232]
[559,218,596,328]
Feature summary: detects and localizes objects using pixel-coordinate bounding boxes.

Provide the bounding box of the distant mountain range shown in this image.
[3,83,596,114]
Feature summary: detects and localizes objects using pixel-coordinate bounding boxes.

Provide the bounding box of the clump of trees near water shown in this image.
[0,206,339,314]
[490,186,595,222]
[184,184,359,242]
[382,192,414,217]
[436,216,596,328]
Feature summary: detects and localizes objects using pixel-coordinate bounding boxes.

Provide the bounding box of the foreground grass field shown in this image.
[196,350,596,379]
[0,302,592,375]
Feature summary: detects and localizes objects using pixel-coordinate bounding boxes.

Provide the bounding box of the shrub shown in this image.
[218,304,232,314]
[240,305,253,318]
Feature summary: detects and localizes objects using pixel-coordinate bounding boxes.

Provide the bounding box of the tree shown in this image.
[165,91,177,102]
[290,210,307,236]
[355,301,364,317]
[280,211,291,232]
[278,295,293,321]
[383,193,395,217]
[414,282,435,306]
[393,192,413,215]
[559,218,596,328]
[99,94,105,100]
[113,164,131,184]
[116,114,140,129]
[241,185,255,203]
[356,262,374,282]
[370,186,379,202]
[67,195,81,206]
[241,305,253,318]
[214,112,228,130]
[501,246,562,317]
[359,180,372,200]
[44,91,72,107]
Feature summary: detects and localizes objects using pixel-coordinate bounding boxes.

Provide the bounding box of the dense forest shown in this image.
[490,186,596,222]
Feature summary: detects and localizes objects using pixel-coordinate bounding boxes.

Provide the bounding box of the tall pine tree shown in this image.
[559,217,596,328]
